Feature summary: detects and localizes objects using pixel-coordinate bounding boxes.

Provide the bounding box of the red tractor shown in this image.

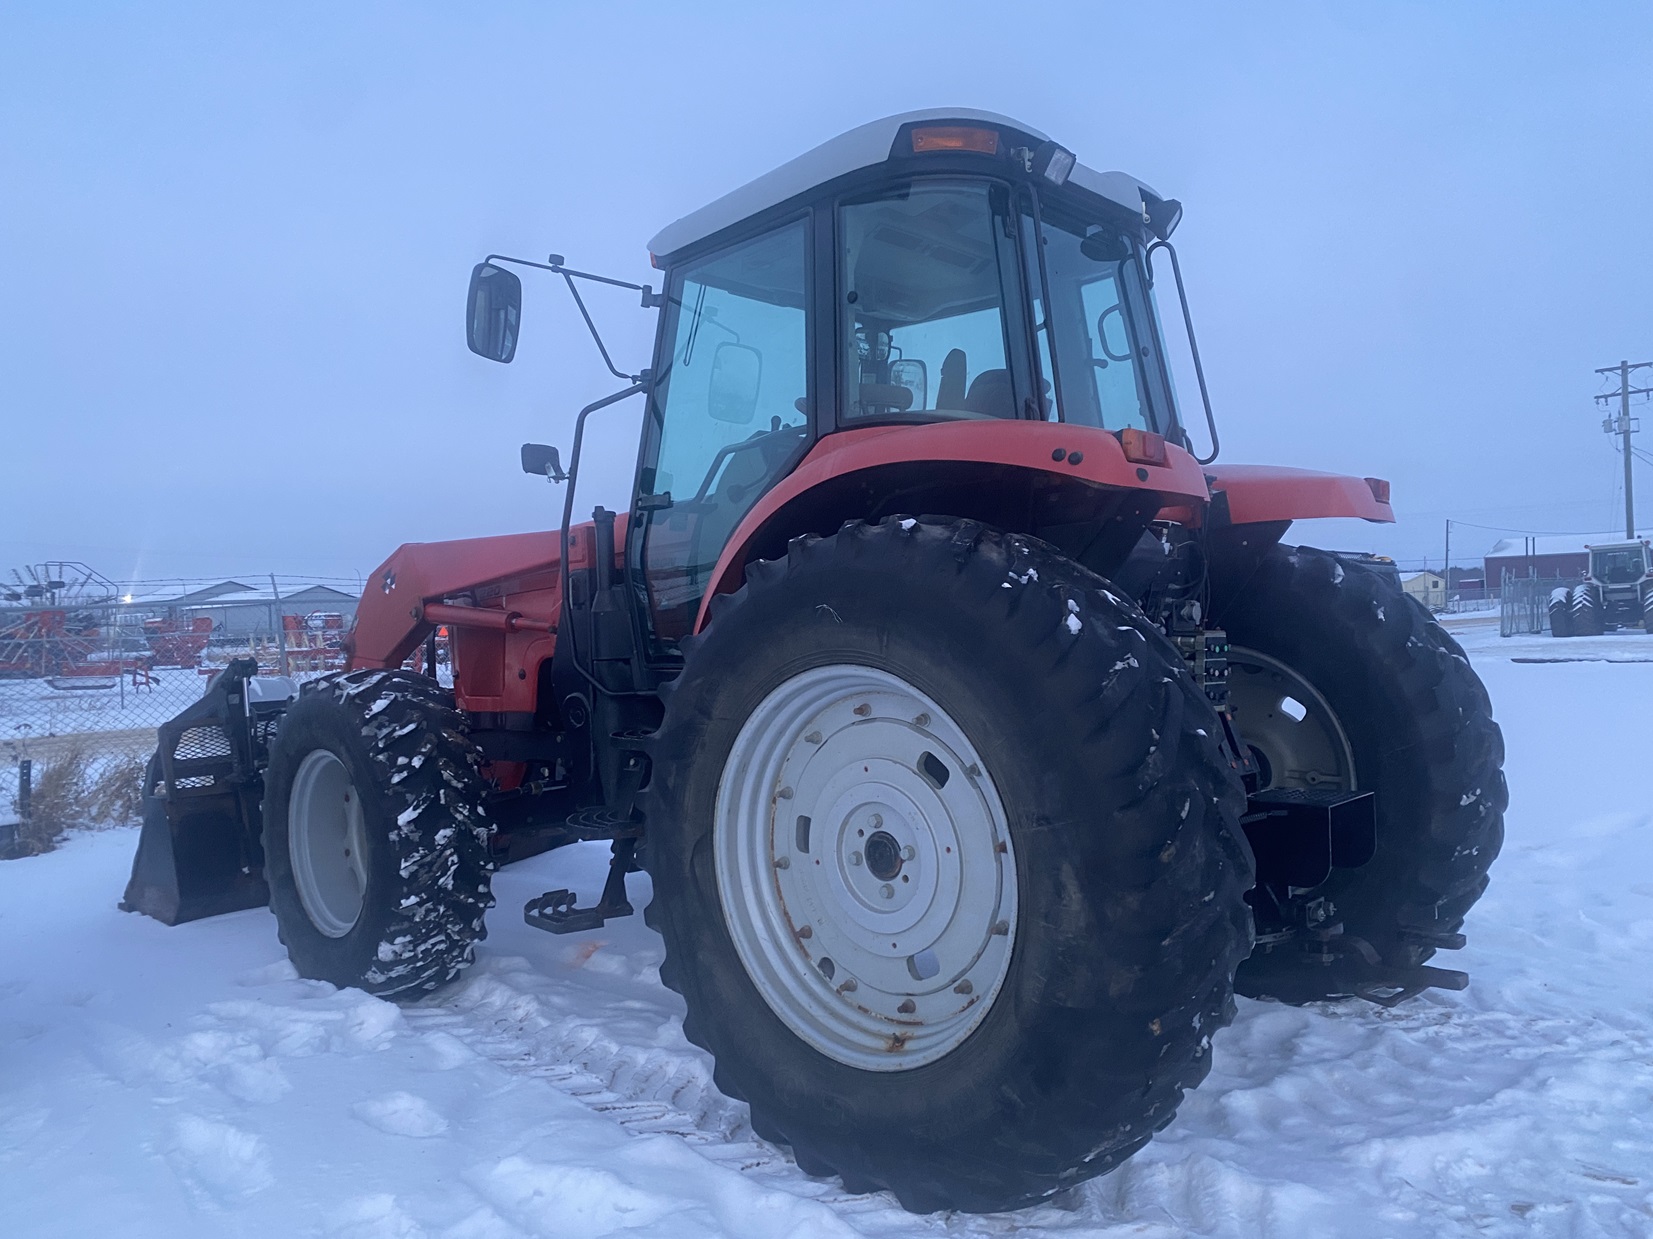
[127,111,1505,1213]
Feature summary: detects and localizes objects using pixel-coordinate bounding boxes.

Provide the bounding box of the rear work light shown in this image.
[910,125,999,155]
[1118,428,1169,467]
[1364,477,1391,504]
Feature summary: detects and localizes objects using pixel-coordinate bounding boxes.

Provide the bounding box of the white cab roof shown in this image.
[647,109,1164,261]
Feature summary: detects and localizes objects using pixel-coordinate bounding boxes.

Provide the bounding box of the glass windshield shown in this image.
[840,181,1021,421]
[638,221,810,647]
[1591,547,1649,584]
[1022,202,1171,434]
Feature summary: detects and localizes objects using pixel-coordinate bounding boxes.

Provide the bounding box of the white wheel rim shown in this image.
[714,664,1017,1071]
[289,749,369,937]
[1227,647,1357,793]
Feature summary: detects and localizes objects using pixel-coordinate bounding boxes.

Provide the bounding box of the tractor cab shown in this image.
[467,111,1230,661]
[1588,540,1651,586]
[628,112,1203,649]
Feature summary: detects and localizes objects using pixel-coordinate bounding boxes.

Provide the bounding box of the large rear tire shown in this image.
[1217,545,1505,1000]
[641,517,1253,1213]
[1571,583,1604,636]
[1548,587,1573,637]
[262,670,495,997]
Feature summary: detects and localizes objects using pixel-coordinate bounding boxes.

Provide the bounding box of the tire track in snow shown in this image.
[398,964,1113,1237]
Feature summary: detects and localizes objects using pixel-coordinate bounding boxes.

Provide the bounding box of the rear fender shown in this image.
[694,422,1211,631]
[1203,465,1394,526]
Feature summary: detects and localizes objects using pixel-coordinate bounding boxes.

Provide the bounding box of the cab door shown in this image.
[630,219,813,655]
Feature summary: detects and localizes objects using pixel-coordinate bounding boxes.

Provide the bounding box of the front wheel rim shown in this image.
[289,749,369,937]
[714,664,1017,1071]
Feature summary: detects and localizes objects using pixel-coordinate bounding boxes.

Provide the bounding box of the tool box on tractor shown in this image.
[125,110,1506,1213]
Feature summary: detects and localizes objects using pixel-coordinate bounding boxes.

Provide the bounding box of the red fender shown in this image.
[695,421,1211,631]
[1203,465,1394,526]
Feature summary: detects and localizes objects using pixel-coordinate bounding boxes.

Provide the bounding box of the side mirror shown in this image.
[890,358,927,411]
[467,262,522,363]
[520,442,567,482]
[707,342,762,424]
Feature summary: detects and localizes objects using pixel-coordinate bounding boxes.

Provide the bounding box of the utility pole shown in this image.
[1594,359,1650,539]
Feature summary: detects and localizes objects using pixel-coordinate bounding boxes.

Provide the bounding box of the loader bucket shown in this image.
[120,659,272,925]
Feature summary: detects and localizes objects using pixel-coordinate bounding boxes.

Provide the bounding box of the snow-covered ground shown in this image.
[2,617,1650,1238]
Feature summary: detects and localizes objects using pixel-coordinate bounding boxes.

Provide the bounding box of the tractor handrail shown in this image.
[1145,240,1220,466]
[558,380,650,698]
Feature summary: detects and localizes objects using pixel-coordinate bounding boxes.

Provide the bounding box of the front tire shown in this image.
[1218,545,1505,1000]
[641,517,1253,1213]
[262,670,495,997]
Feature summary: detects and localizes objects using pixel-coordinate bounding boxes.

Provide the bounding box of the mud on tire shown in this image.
[640,517,1254,1213]
[1217,545,1506,997]
[262,670,495,997]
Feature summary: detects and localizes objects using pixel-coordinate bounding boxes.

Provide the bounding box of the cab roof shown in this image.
[646,108,1165,263]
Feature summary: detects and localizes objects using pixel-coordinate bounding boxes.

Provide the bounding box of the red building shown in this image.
[1483,535,1597,589]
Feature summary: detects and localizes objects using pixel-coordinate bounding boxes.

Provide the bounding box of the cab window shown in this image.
[840,181,1022,422]
[637,220,809,647]
[1023,204,1159,433]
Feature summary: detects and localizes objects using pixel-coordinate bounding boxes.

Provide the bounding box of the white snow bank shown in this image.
[1,617,1650,1237]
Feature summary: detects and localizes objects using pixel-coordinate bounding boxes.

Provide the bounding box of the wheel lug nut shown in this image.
[869,813,883,828]
[900,845,915,862]
[880,883,895,899]
[850,851,863,866]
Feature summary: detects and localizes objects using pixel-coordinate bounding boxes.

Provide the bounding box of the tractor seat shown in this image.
[963,369,1015,419]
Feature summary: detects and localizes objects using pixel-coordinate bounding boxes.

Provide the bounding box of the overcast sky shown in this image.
[4,2,1652,586]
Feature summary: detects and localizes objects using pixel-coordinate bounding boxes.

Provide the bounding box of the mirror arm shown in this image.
[1145,240,1220,466]
[483,252,657,383]
[484,252,649,294]
[561,269,637,383]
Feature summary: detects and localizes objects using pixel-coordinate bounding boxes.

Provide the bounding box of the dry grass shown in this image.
[3,744,148,859]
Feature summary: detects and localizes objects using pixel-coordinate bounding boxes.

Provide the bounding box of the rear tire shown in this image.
[1571,584,1604,636]
[1642,585,1653,634]
[1217,545,1505,1000]
[1548,588,1573,637]
[262,670,495,997]
[641,517,1253,1213]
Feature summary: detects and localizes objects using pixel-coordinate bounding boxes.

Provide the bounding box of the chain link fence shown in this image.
[1499,576,1567,638]
[1,568,360,850]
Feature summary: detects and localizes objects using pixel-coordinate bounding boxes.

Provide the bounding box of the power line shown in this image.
[1442,519,1631,537]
